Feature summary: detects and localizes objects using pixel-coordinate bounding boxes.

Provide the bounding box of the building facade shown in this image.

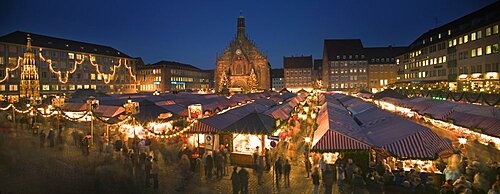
[365,47,407,93]
[0,31,138,95]
[322,39,368,91]
[271,68,284,91]
[284,55,313,91]
[396,2,500,92]
[215,15,271,93]
[137,61,210,92]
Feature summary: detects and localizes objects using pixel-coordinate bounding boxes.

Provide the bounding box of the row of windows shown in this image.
[370,58,395,63]
[458,63,499,74]
[0,85,18,91]
[0,84,134,92]
[330,83,368,89]
[329,75,368,81]
[139,69,161,75]
[448,25,498,48]
[404,69,447,79]
[330,61,367,67]
[330,68,367,74]
[336,54,365,60]
[369,79,389,86]
[404,56,447,70]
[170,76,194,82]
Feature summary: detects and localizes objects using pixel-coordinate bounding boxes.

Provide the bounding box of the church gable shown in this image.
[215,14,270,92]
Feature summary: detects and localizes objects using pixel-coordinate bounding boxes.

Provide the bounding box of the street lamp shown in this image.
[310,111,317,120]
[86,96,99,146]
[458,137,467,145]
[303,103,310,113]
[300,111,307,121]
[52,95,65,139]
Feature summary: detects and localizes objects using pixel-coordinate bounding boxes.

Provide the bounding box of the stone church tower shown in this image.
[215,14,270,93]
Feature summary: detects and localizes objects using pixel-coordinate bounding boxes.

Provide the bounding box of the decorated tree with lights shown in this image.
[218,71,229,92]
[247,68,258,93]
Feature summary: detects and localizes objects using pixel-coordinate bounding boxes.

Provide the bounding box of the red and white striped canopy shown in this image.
[383,130,452,159]
[312,129,371,151]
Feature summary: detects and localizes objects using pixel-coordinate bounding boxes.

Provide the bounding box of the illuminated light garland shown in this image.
[0,104,14,111]
[0,57,23,83]
[39,49,85,84]
[89,54,137,84]
[38,48,136,84]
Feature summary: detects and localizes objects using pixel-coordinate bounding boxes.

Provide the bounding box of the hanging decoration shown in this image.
[0,57,23,83]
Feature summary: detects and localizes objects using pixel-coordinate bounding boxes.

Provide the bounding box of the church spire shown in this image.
[237,12,245,38]
[26,34,32,52]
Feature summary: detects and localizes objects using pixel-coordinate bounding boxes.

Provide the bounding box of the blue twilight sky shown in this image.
[0,0,496,69]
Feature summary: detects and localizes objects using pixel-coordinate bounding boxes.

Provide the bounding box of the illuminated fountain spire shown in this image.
[19,34,40,99]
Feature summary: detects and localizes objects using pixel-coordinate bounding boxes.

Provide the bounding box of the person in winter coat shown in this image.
[275,157,283,190]
[205,154,214,180]
[283,159,291,188]
[312,167,321,194]
[39,130,46,148]
[231,166,240,194]
[238,167,249,194]
[323,165,335,194]
[47,129,55,147]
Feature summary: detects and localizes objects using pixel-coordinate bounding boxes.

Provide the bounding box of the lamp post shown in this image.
[458,137,467,154]
[52,95,65,143]
[123,96,139,141]
[86,96,99,146]
[8,96,18,125]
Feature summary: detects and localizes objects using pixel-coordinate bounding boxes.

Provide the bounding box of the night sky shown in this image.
[0,0,495,69]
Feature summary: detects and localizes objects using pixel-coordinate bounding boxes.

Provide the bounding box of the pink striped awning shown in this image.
[312,130,371,151]
[383,130,452,159]
[186,121,218,133]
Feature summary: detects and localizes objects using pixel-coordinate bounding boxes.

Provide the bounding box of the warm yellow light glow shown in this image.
[458,137,467,145]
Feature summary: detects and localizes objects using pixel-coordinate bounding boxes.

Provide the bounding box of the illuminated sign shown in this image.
[153,81,160,85]
[171,81,185,85]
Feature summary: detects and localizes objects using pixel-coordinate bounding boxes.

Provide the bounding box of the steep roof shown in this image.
[365,46,407,64]
[271,68,284,78]
[0,31,132,58]
[407,1,500,51]
[283,55,313,69]
[139,60,202,71]
[323,39,364,61]
[313,59,322,70]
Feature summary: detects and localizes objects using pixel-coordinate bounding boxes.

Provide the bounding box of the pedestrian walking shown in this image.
[176,154,191,192]
[336,163,346,193]
[231,166,240,194]
[150,158,159,190]
[275,157,283,190]
[215,151,223,179]
[145,156,152,188]
[48,128,55,147]
[81,134,91,156]
[205,153,214,180]
[312,167,320,194]
[238,167,249,194]
[39,130,46,148]
[323,165,335,194]
[352,171,366,194]
[256,156,264,185]
[284,159,291,188]
[264,148,271,171]
[305,154,311,178]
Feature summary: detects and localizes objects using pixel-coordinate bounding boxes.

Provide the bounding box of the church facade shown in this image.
[215,15,270,93]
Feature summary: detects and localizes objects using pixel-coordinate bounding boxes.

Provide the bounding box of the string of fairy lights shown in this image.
[0,102,193,139]
[0,57,23,83]
[0,47,137,84]
[38,48,137,84]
